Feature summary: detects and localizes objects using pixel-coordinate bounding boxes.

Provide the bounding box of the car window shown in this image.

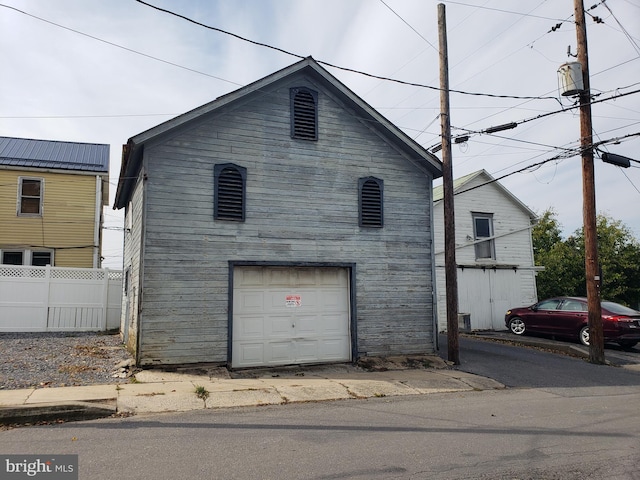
[602,301,640,315]
[536,299,562,311]
[561,300,586,311]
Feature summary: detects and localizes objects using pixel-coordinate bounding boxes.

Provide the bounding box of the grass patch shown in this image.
[194,385,210,401]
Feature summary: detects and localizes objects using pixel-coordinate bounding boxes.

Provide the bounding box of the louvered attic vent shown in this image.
[359,177,384,228]
[214,164,246,221]
[290,87,318,140]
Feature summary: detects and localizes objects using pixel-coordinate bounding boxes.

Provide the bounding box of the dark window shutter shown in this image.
[214,164,246,221]
[359,177,383,228]
[290,88,318,140]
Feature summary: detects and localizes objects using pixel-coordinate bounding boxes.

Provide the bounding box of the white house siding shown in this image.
[134,73,436,365]
[434,172,537,331]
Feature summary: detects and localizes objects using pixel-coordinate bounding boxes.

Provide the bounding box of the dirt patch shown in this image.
[357,355,448,372]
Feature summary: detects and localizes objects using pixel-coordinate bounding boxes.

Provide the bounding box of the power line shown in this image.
[441,1,574,22]
[428,87,640,151]
[131,0,559,102]
[600,1,640,56]
[0,3,243,87]
[378,0,438,52]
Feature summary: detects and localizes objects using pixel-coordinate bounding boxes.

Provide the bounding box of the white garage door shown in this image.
[232,266,351,368]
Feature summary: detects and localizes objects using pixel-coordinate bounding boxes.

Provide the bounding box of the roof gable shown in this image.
[433,169,537,220]
[0,136,109,173]
[114,57,442,209]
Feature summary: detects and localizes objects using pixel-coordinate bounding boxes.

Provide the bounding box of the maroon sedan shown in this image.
[505,296,640,349]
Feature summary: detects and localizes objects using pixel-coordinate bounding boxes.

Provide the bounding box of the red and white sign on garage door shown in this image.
[285,294,302,307]
[232,266,351,368]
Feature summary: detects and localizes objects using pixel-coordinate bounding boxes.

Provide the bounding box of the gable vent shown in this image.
[215,164,246,221]
[359,177,383,228]
[291,88,318,140]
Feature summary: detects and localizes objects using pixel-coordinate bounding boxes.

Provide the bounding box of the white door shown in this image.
[458,269,493,330]
[232,266,351,368]
[458,268,523,330]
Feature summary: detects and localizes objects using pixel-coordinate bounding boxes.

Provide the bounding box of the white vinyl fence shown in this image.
[0,265,122,332]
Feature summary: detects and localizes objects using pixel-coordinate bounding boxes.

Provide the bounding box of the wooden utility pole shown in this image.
[574,0,605,364]
[438,3,459,365]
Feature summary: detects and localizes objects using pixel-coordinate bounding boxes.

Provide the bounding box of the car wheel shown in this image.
[617,341,638,350]
[508,317,526,335]
[579,326,590,346]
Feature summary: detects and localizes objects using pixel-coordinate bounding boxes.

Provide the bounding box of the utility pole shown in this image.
[574,0,605,364]
[438,3,459,365]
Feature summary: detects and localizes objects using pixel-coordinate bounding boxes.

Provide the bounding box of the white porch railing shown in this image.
[0,265,122,332]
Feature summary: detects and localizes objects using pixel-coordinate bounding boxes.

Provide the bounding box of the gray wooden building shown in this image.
[114,57,442,367]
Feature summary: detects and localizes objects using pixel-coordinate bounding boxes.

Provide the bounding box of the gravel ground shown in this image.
[0,332,135,390]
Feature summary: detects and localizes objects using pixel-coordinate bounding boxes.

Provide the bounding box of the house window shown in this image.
[2,251,23,265]
[18,177,43,215]
[214,163,246,221]
[473,213,495,260]
[290,87,318,140]
[359,177,383,228]
[0,250,52,266]
[31,251,52,266]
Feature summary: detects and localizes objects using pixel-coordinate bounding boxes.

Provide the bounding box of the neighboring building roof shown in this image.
[433,169,537,220]
[115,56,442,209]
[0,136,109,173]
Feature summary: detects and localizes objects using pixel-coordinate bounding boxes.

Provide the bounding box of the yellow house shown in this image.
[0,136,110,268]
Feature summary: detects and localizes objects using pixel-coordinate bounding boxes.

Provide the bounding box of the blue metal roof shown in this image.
[0,136,109,173]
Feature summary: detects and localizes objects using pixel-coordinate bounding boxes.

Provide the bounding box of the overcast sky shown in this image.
[2,0,639,268]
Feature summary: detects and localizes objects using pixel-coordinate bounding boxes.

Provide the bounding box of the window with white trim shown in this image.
[18,177,43,216]
[472,213,495,260]
[0,249,53,266]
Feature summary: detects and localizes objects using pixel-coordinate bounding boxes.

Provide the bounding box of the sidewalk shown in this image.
[0,357,504,425]
[3,332,638,426]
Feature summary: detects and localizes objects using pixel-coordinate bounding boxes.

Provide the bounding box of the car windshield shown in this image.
[602,301,640,316]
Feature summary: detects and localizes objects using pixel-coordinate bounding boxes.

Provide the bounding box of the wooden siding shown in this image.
[121,171,145,356]
[433,173,538,330]
[0,169,100,267]
[135,75,436,365]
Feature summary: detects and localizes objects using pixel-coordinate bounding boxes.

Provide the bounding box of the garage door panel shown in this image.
[232,266,351,368]
[236,268,264,287]
[266,269,291,287]
[234,291,264,312]
[321,269,348,286]
[320,289,348,311]
[320,314,350,334]
[267,342,294,363]
[295,268,318,286]
[269,315,294,337]
[235,343,264,365]
[295,340,319,361]
[296,315,319,335]
[235,315,264,339]
[321,338,350,358]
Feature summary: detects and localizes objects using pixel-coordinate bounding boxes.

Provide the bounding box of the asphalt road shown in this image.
[442,334,640,390]
[2,337,639,479]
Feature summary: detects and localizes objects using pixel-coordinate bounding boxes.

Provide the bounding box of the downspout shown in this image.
[94,175,102,268]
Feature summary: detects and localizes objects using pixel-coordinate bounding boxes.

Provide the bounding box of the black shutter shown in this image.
[290,88,318,140]
[359,177,383,227]
[215,164,246,221]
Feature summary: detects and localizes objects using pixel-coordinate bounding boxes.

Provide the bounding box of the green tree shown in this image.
[533,209,640,308]
[532,209,582,300]
[571,214,640,308]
